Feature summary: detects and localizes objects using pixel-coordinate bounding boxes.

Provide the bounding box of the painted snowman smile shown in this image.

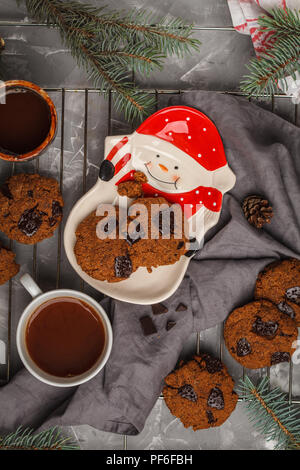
[144,162,179,188]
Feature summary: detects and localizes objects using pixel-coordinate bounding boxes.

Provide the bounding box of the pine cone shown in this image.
[242,195,273,229]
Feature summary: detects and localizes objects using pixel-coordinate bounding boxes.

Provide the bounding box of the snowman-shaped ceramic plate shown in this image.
[64,106,236,304]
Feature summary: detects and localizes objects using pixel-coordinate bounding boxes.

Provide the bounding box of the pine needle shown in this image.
[0,426,79,450]
[240,7,300,99]
[17,0,200,122]
[238,376,300,450]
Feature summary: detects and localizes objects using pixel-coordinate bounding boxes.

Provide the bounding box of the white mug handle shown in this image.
[20,273,43,299]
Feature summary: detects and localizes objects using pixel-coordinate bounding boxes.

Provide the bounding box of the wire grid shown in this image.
[0,86,299,405]
[0,13,298,450]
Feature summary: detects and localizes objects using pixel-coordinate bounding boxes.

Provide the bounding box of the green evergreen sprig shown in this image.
[0,426,79,450]
[17,0,200,122]
[238,376,300,450]
[240,7,300,99]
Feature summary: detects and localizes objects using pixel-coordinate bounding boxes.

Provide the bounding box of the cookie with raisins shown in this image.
[0,173,63,244]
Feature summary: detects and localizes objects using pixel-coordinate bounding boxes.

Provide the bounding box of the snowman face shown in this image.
[131,133,214,193]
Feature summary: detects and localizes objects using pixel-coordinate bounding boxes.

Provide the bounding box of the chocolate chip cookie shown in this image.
[117,171,147,199]
[74,196,188,282]
[224,299,298,369]
[75,208,131,282]
[255,258,300,326]
[0,244,19,285]
[0,174,63,244]
[163,354,238,430]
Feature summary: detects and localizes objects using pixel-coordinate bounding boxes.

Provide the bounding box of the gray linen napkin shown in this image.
[0,91,299,435]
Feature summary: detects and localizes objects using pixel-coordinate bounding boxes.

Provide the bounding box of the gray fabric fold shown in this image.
[0,91,299,435]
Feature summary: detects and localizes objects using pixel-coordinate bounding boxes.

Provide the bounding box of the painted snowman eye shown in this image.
[174,166,179,170]
[156,154,160,158]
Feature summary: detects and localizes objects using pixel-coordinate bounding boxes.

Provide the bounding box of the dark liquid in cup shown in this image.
[25,297,106,378]
[0,87,51,155]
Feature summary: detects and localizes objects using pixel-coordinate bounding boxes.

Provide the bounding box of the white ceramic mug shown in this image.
[16,273,113,387]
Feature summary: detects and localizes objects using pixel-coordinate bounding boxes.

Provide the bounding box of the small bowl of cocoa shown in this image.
[0,80,57,162]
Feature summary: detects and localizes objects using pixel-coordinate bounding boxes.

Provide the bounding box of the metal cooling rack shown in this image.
[1,87,299,397]
[0,19,299,450]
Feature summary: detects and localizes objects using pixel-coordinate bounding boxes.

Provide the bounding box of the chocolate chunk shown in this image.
[52,200,63,218]
[102,217,117,235]
[202,354,223,374]
[18,206,42,237]
[271,352,290,365]
[28,190,33,197]
[207,387,224,410]
[48,201,63,227]
[140,315,157,336]
[166,320,176,331]
[177,241,184,250]
[178,384,197,402]
[1,183,12,199]
[277,301,295,319]
[114,255,132,278]
[152,303,168,315]
[285,286,300,305]
[154,210,175,236]
[184,238,201,258]
[206,410,217,424]
[175,303,187,312]
[252,316,278,338]
[184,248,200,258]
[126,221,145,245]
[236,338,251,357]
[99,160,115,181]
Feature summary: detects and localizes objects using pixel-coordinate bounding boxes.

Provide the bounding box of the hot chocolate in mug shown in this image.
[17,273,113,387]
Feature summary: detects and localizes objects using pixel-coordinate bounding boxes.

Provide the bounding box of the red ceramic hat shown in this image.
[136,106,227,172]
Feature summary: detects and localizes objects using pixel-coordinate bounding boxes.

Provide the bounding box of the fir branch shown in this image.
[31,2,199,57]
[259,7,300,38]
[19,0,200,122]
[238,376,300,450]
[0,426,79,450]
[240,7,300,99]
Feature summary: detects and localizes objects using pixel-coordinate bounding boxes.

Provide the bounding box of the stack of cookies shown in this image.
[224,258,300,369]
[74,173,188,283]
[0,173,64,285]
